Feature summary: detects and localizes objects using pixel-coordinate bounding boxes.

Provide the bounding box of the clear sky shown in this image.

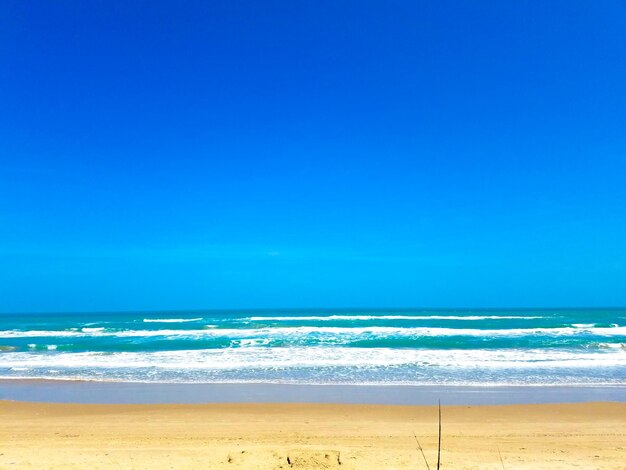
[1,1,625,312]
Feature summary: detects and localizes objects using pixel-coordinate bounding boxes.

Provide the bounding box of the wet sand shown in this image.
[1,400,624,469]
[1,379,625,405]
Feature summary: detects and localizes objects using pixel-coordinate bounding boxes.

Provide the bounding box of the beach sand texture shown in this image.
[1,401,624,469]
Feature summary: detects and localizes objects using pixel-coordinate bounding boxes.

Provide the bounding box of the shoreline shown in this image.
[2,400,624,469]
[1,378,624,405]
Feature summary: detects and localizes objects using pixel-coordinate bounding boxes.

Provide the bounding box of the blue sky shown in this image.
[1,1,625,312]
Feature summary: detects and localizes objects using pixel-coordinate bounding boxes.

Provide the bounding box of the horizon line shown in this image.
[1,305,625,315]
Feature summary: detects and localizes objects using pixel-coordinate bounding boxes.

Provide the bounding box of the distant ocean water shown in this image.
[0,309,624,386]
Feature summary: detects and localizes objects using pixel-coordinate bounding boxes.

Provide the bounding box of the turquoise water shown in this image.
[0,309,624,385]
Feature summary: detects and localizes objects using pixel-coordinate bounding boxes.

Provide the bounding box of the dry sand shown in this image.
[1,400,624,469]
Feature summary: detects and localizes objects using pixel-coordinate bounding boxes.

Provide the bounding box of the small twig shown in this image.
[436,400,441,470]
[413,432,431,470]
[497,446,506,469]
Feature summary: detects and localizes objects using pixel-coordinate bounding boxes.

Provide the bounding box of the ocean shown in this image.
[0,308,624,386]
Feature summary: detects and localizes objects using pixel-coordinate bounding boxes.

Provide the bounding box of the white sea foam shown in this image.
[143,318,203,323]
[238,338,271,347]
[598,343,626,350]
[0,330,94,338]
[247,315,546,321]
[0,347,623,371]
[1,325,625,339]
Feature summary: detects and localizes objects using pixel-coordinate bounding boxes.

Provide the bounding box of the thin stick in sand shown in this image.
[413,432,431,470]
[437,400,442,470]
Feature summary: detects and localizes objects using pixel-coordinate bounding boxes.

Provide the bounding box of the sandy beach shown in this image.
[1,400,624,469]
